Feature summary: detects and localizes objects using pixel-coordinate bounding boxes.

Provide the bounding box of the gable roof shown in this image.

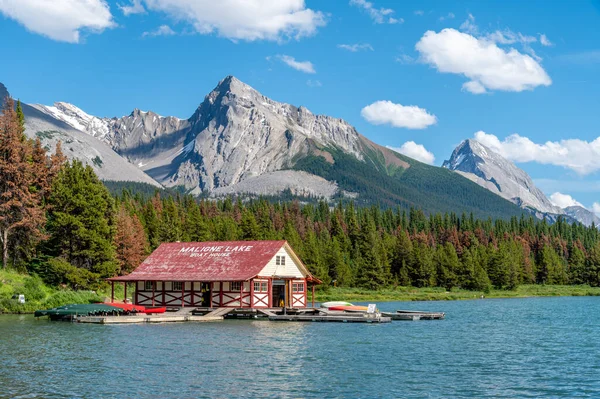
[110,240,296,282]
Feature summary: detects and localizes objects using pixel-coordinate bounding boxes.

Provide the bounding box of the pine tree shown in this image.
[114,205,148,275]
[45,159,117,277]
[0,98,46,268]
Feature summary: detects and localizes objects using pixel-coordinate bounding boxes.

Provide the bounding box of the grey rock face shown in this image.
[564,206,600,227]
[443,139,563,215]
[35,76,364,194]
[0,83,9,108]
[21,102,162,187]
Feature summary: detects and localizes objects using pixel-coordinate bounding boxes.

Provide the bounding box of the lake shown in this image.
[1,297,600,398]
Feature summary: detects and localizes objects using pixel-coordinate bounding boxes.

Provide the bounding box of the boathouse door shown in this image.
[272,280,286,307]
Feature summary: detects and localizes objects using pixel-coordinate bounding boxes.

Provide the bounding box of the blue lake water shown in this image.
[1,297,600,398]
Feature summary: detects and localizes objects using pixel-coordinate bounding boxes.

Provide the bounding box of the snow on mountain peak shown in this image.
[443,138,563,215]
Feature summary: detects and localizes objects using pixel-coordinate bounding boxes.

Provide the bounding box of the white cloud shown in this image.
[549,192,583,209]
[349,0,401,24]
[277,55,316,74]
[0,0,115,43]
[485,29,537,45]
[459,13,478,35]
[388,142,435,164]
[414,10,424,16]
[395,54,415,64]
[474,131,600,175]
[539,34,553,46]
[143,0,326,42]
[361,101,437,129]
[306,79,322,87]
[415,28,551,94]
[593,203,600,217]
[142,24,175,37]
[338,43,373,52]
[119,0,145,16]
[439,12,455,21]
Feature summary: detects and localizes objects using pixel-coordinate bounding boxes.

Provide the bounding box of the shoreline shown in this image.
[3,284,600,315]
[313,285,600,303]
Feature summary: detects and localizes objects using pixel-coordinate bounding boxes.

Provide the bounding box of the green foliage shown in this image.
[44,160,116,275]
[293,147,525,220]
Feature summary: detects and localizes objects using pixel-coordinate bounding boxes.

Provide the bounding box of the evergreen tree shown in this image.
[0,98,46,268]
[45,160,117,277]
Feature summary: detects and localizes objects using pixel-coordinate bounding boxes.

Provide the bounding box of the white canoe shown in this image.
[320,301,353,309]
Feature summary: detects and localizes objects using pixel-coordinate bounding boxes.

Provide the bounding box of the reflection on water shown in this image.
[2,297,600,398]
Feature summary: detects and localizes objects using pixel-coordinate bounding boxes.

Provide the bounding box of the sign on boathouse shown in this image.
[109,240,319,308]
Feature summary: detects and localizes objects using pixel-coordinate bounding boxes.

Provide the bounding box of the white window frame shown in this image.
[276,255,286,266]
[292,282,305,293]
[172,281,183,292]
[253,281,268,293]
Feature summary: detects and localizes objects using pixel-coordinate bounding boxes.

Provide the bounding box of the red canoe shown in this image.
[100,303,167,314]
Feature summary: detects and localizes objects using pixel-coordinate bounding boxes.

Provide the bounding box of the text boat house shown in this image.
[109,240,320,308]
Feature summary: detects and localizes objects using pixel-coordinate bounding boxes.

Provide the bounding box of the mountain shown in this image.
[442,139,600,226]
[10,76,529,219]
[442,139,562,214]
[0,83,162,187]
[564,206,600,227]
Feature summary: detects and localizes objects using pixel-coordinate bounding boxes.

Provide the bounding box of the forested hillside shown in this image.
[2,97,600,297]
[293,147,527,220]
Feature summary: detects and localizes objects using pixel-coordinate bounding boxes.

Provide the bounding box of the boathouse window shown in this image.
[172,281,183,291]
[276,255,286,266]
[292,283,304,293]
[144,281,153,291]
[254,281,268,292]
[231,282,242,291]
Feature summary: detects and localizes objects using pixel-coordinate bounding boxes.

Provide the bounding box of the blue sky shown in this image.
[0,0,599,210]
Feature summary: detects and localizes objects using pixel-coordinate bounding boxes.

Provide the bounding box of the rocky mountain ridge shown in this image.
[443,139,598,226]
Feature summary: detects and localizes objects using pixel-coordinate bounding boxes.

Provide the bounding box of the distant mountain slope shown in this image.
[442,139,562,214]
[13,76,529,219]
[442,139,599,226]
[564,206,600,227]
[0,82,162,187]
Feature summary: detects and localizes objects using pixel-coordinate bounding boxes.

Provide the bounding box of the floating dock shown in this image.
[77,314,224,324]
[382,310,445,321]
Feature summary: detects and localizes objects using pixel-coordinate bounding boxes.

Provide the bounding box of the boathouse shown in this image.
[109,240,320,308]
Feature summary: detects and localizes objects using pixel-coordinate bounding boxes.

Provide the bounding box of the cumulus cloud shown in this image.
[142,0,326,42]
[118,0,145,15]
[539,34,553,46]
[549,192,583,209]
[388,142,435,164]
[474,131,600,175]
[338,43,374,52]
[593,203,600,217]
[277,55,316,74]
[142,24,175,37]
[361,101,437,129]
[350,0,401,24]
[306,79,322,87]
[0,0,115,43]
[415,28,551,94]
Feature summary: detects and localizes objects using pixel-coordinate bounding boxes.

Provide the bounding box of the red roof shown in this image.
[109,240,290,282]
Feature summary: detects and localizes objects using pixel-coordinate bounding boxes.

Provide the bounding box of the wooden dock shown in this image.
[77,314,224,324]
[382,310,445,321]
[268,313,391,323]
[72,306,440,324]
